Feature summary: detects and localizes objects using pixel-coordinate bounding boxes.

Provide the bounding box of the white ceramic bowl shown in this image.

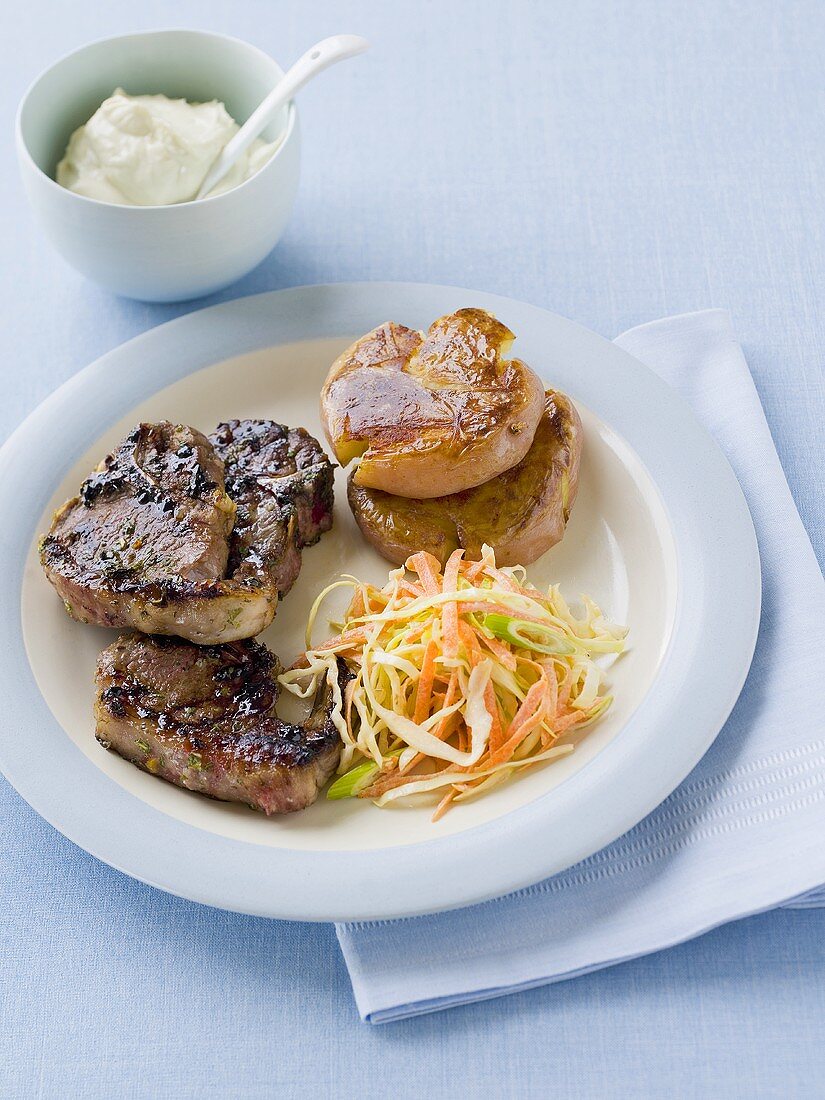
[16,30,300,302]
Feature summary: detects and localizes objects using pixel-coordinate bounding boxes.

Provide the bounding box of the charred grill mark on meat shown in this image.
[40,420,335,644]
[210,420,335,601]
[41,423,234,596]
[95,633,350,814]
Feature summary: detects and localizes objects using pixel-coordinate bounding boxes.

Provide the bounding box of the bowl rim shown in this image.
[14,27,299,213]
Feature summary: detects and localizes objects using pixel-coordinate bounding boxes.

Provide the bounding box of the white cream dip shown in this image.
[56,88,282,205]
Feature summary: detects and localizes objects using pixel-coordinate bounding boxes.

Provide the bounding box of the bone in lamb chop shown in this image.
[40,419,334,644]
[95,632,349,814]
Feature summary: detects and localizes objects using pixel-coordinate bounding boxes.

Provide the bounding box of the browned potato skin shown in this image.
[347,391,583,567]
[320,308,545,498]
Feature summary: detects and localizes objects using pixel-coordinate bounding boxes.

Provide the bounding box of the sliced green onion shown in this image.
[482,613,578,656]
[327,760,381,800]
[327,749,404,800]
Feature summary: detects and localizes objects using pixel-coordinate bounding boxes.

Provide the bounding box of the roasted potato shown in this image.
[320,308,545,498]
[347,391,582,567]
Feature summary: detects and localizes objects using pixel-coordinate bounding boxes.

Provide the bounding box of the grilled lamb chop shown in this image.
[41,419,334,644]
[95,632,348,814]
[210,419,335,601]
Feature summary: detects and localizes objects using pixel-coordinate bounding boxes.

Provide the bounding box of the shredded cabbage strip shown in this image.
[279,545,627,820]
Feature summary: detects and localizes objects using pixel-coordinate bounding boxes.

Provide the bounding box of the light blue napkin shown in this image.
[335,310,825,1024]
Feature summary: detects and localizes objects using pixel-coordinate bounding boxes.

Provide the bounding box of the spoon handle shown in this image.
[197,34,369,200]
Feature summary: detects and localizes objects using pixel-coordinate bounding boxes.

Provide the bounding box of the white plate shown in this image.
[0,284,760,920]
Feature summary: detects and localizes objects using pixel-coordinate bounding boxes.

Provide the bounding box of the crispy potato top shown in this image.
[321,308,545,497]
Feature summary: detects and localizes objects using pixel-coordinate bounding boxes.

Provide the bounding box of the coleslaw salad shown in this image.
[280,546,626,820]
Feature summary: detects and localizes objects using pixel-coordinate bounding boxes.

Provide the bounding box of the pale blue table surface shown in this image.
[1,1,823,1097]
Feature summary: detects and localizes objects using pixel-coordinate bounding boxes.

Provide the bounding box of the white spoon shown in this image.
[197,33,370,200]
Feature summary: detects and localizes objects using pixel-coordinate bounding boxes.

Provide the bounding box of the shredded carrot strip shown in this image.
[463,559,488,584]
[432,788,457,822]
[557,668,576,706]
[414,639,438,724]
[482,565,520,593]
[407,551,442,596]
[490,678,548,765]
[314,627,370,653]
[401,671,460,775]
[550,708,593,733]
[433,672,460,732]
[458,620,483,665]
[440,549,464,659]
[478,631,518,671]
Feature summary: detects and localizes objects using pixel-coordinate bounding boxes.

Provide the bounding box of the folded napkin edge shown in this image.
[615,307,734,347]
[351,890,797,1024]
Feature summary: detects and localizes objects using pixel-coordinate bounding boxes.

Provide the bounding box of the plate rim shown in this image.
[0,282,761,921]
